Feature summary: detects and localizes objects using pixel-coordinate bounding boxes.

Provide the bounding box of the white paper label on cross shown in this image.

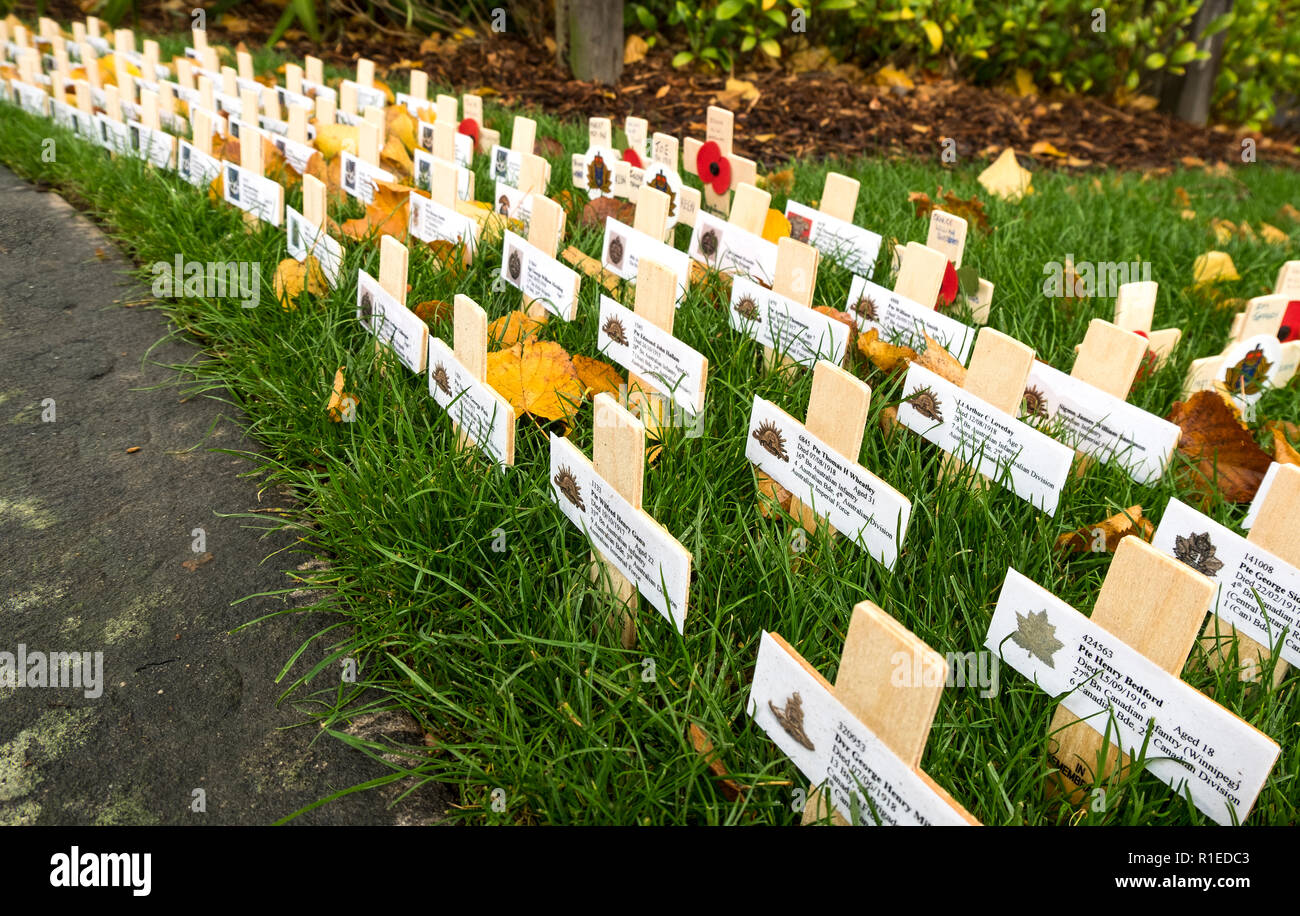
[428,338,513,468]
[339,151,395,206]
[414,149,473,203]
[357,269,426,374]
[549,432,691,632]
[986,567,1279,825]
[14,80,49,116]
[222,161,283,226]
[176,139,221,187]
[729,276,848,366]
[846,276,976,364]
[500,230,580,321]
[1020,361,1181,485]
[748,631,971,826]
[409,192,478,253]
[897,363,1074,515]
[745,395,910,568]
[598,296,705,417]
[285,207,342,287]
[600,217,690,302]
[126,121,175,169]
[1152,498,1300,668]
[689,210,777,283]
[784,200,882,279]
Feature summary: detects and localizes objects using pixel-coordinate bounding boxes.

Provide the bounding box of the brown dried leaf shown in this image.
[581,195,635,229]
[413,299,453,326]
[1055,506,1154,554]
[1167,390,1273,503]
[755,469,794,519]
[686,722,743,802]
[915,334,966,385]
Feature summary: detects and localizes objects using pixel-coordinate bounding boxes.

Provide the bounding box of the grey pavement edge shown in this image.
[0,164,451,825]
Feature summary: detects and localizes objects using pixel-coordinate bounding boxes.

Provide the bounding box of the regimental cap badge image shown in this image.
[1010,609,1064,668]
[498,195,511,217]
[851,295,878,323]
[1022,385,1049,419]
[769,692,815,751]
[607,233,626,268]
[906,389,943,422]
[359,291,374,325]
[1173,531,1225,577]
[432,362,452,397]
[648,170,678,216]
[733,293,759,321]
[553,466,585,511]
[699,227,720,259]
[1223,344,1272,398]
[507,248,522,282]
[601,315,628,346]
[587,151,611,193]
[752,419,789,461]
[788,212,812,243]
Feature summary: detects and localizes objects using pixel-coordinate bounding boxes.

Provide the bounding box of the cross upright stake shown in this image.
[762,235,821,374]
[427,294,516,465]
[1114,280,1181,366]
[522,194,566,320]
[592,394,646,648]
[749,601,978,825]
[788,362,870,539]
[624,257,696,437]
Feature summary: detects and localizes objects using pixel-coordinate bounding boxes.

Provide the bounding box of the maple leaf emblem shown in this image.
[1173,531,1225,577]
[1010,609,1064,668]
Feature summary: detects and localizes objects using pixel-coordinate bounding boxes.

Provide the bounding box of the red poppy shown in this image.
[936,260,959,307]
[457,117,480,145]
[1131,330,1158,385]
[621,148,643,169]
[1279,300,1300,343]
[695,140,731,195]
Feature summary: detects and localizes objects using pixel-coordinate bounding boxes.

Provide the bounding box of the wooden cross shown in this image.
[510,114,536,155]
[369,235,428,373]
[1114,280,1182,366]
[1044,537,1218,803]
[1228,293,1292,343]
[750,601,977,825]
[237,119,271,228]
[302,172,328,240]
[644,131,701,231]
[1199,463,1300,687]
[584,393,692,649]
[79,41,100,91]
[622,256,707,438]
[787,362,869,538]
[1068,318,1149,401]
[762,233,822,374]
[431,294,516,465]
[681,105,757,217]
[314,90,336,129]
[521,195,571,321]
[463,93,495,154]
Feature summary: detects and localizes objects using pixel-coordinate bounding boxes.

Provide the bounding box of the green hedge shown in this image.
[627,0,1299,129]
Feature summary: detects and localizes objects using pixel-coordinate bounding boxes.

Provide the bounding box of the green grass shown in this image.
[2,44,1299,826]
